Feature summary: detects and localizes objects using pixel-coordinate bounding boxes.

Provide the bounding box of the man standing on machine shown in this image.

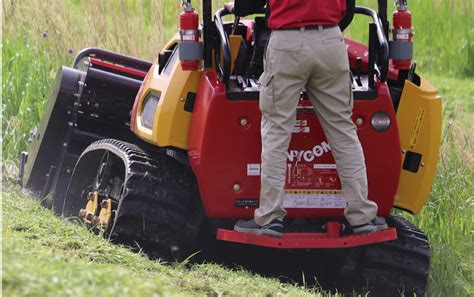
[228,0,388,237]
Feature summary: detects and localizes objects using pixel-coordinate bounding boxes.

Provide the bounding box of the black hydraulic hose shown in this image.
[354,7,390,82]
[378,0,389,34]
[203,0,213,67]
[214,8,232,83]
[340,0,355,32]
[73,48,152,72]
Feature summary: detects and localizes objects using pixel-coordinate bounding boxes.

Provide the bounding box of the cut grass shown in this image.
[2,182,332,297]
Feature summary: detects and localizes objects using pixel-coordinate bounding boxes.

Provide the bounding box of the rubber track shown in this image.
[355,215,431,296]
[80,139,203,258]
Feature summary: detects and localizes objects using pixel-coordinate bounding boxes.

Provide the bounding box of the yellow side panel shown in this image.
[134,34,240,149]
[395,77,442,213]
[134,45,202,149]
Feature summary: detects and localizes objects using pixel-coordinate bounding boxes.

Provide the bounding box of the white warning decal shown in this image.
[247,164,261,176]
[283,190,347,209]
[314,164,337,169]
[293,120,310,134]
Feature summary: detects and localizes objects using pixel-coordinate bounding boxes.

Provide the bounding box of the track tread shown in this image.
[66,138,203,258]
[355,215,431,296]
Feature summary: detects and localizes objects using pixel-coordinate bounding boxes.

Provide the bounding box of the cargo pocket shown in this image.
[322,36,344,45]
[258,72,275,115]
[271,39,303,52]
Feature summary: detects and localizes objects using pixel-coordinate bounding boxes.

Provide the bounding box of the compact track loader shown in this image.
[20,0,442,295]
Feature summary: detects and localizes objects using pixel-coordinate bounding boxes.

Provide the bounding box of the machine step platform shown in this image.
[217,222,397,249]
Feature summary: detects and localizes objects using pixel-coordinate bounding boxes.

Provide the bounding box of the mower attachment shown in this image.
[21,48,152,213]
[217,222,397,249]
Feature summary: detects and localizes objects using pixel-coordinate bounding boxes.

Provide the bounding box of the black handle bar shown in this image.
[354,7,389,82]
[214,8,232,82]
[215,6,389,83]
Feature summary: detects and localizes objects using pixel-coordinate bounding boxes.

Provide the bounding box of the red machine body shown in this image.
[392,1,413,70]
[188,53,402,221]
[179,4,200,70]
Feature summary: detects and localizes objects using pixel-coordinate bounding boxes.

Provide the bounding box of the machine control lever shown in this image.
[355,57,363,86]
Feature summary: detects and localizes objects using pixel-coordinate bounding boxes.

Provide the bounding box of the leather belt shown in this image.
[276,25,338,31]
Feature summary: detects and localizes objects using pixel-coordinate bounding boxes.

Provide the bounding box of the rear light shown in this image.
[141,92,161,130]
[371,112,391,132]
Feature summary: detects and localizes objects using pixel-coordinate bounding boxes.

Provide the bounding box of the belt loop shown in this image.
[317,25,323,32]
[300,27,305,33]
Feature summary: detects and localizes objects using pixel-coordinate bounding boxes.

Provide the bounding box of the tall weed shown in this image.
[402,117,473,296]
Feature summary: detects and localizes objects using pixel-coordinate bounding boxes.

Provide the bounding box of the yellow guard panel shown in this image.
[135,34,242,149]
[134,42,202,149]
[395,77,442,213]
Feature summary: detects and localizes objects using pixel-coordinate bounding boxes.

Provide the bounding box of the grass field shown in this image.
[2,0,474,296]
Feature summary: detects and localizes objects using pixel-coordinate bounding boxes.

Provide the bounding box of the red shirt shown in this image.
[268,0,346,29]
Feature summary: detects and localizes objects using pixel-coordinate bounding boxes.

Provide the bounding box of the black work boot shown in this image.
[351,216,388,235]
[234,219,283,238]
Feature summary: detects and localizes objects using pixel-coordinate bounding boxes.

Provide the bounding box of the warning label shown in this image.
[247,164,261,176]
[293,120,310,134]
[283,190,347,209]
[410,109,425,148]
[314,164,337,169]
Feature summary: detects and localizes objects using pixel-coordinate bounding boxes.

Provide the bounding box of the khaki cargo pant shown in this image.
[255,26,378,227]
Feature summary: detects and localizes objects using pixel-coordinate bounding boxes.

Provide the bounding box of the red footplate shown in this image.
[216,227,397,249]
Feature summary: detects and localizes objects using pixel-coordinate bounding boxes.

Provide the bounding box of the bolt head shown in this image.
[240,118,248,126]
[355,118,364,126]
[233,184,241,192]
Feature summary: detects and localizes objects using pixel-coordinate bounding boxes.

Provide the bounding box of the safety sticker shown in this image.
[410,109,425,148]
[293,120,310,133]
[314,164,337,169]
[247,164,261,176]
[283,190,347,209]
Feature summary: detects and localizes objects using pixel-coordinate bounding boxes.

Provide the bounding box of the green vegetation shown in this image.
[2,0,473,296]
[3,182,326,296]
